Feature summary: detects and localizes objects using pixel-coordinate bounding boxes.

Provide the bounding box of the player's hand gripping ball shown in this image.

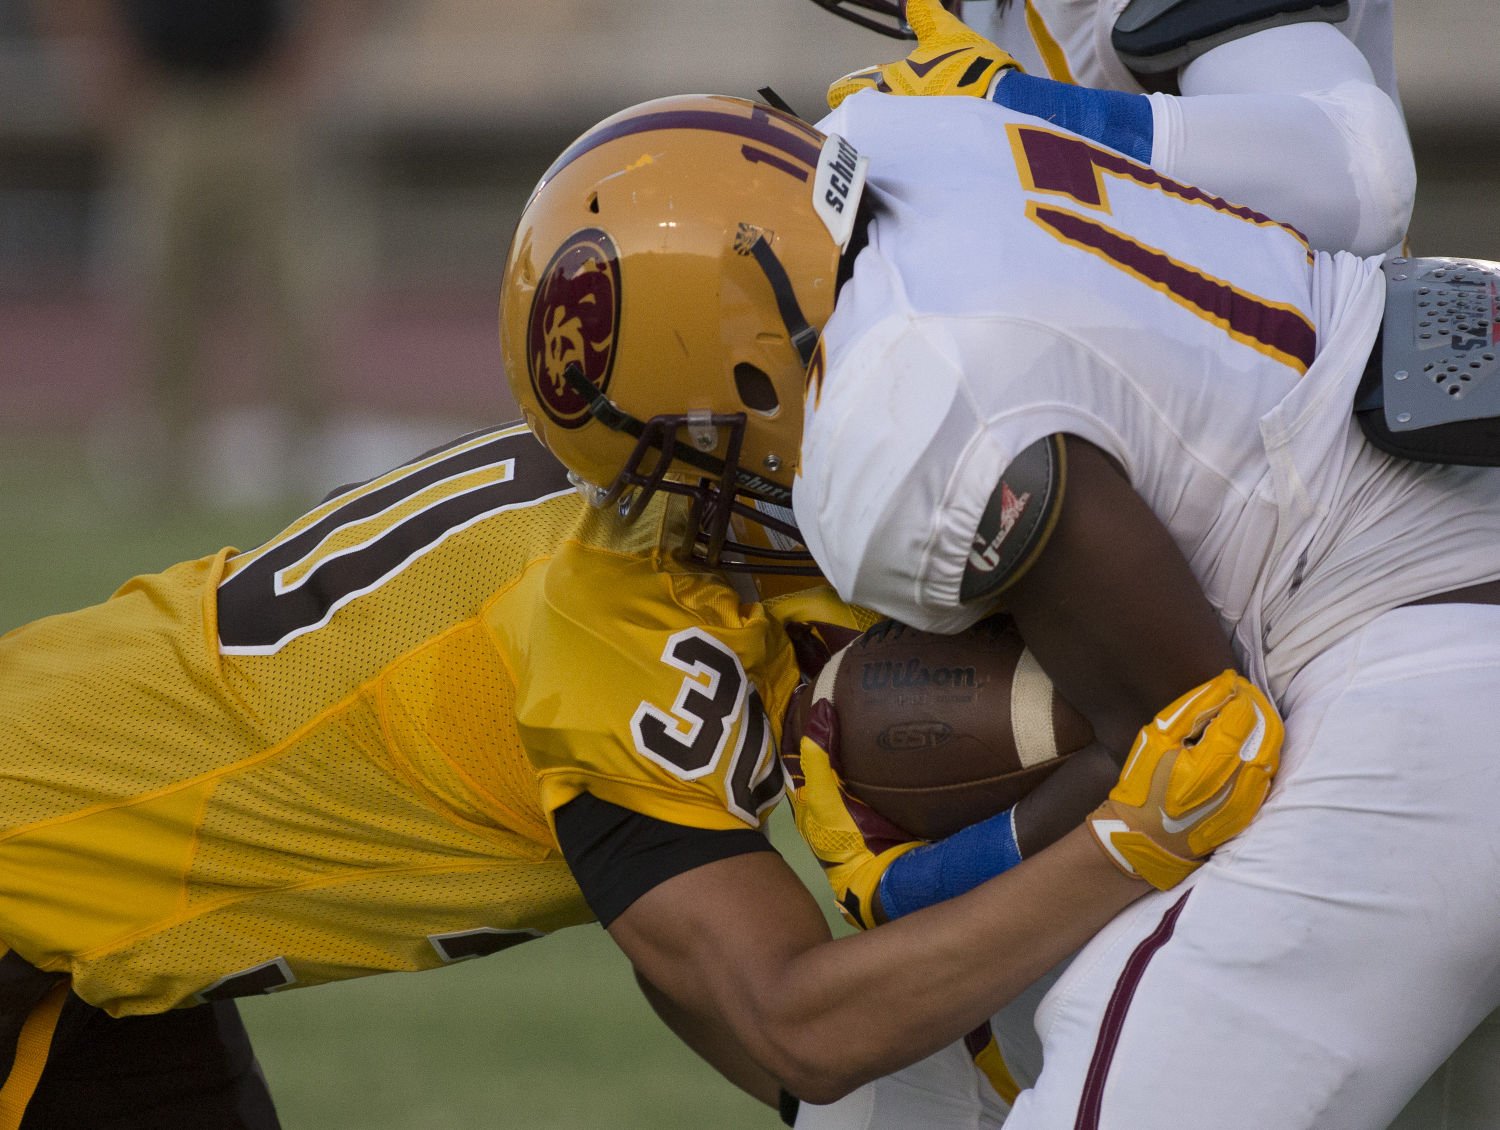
[782,615,1093,928]
[827,0,1023,109]
[1088,670,1283,890]
[823,617,1094,841]
[784,685,920,930]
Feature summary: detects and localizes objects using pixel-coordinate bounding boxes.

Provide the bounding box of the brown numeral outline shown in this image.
[218,424,573,654]
[1008,123,1317,374]
[632,628,785,824]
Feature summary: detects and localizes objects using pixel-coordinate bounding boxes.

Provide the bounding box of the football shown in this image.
[817,616,1094,840]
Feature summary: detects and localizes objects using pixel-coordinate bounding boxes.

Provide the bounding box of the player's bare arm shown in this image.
[1009,744,1118,855]
[586,595,1274,1102]
[604,825,1140,1104]
[998,436,1238,757]
[633,969,784,1107]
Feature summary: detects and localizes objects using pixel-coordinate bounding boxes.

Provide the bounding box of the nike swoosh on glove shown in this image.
[1088,670,1282,890]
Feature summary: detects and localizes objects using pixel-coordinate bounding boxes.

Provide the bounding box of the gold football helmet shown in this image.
[500,94,869,574]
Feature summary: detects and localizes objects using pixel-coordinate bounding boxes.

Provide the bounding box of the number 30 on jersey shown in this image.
[632,627,786,826]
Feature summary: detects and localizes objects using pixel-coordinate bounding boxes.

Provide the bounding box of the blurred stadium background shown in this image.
[0,1,1495,1126]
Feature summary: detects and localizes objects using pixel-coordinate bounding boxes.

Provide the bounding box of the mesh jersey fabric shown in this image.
[0,423,869,1016]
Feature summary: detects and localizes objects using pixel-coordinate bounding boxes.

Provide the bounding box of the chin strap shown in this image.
[559,363,819,572]
[778,1088,801,1126]
[745,235,819,368]
[806,0,916,39]
[757,86,804,120]
[561,364,736,484]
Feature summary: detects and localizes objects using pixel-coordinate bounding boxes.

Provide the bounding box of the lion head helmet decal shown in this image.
[526,227,622,428]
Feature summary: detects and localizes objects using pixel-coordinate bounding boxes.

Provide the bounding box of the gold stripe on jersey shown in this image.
[1024,201,1315,374]
[1007,123,1312,252]
[222,425,534,577]
[216,422,576,657]
[1024,0,1076,83]
[0,981,65,1129]
[971,1026,1021,1104]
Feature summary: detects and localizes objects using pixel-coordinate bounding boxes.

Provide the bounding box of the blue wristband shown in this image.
[877,806,1024,921]
[991,72,1153,164]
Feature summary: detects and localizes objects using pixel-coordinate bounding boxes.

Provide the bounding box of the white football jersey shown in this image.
[955,0,1412,257]
[963,0,1400,107]
[798,96,1500,695]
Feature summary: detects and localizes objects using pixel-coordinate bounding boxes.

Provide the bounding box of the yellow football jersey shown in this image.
[508,559,873,833]
[0,423,866,1017]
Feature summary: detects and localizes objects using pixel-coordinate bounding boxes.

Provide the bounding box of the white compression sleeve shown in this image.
[1146,22,1415,256]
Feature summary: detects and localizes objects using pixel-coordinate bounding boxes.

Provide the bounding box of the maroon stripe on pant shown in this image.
[964,1020,994,1058]
[1075,888,1193,1130]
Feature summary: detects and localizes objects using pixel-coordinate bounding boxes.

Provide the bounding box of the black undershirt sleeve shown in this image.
[554,793,778,928]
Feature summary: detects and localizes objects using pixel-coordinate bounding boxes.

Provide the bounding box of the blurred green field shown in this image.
[0,432,844,1130]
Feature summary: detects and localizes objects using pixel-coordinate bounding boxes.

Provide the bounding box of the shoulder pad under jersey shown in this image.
[1112,0,1350,75]
[959,434,1065,606]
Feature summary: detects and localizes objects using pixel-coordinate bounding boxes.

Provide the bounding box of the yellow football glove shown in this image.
[1088,670,1282,890]
[827,0,1022,110]
[783,684,920,930]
